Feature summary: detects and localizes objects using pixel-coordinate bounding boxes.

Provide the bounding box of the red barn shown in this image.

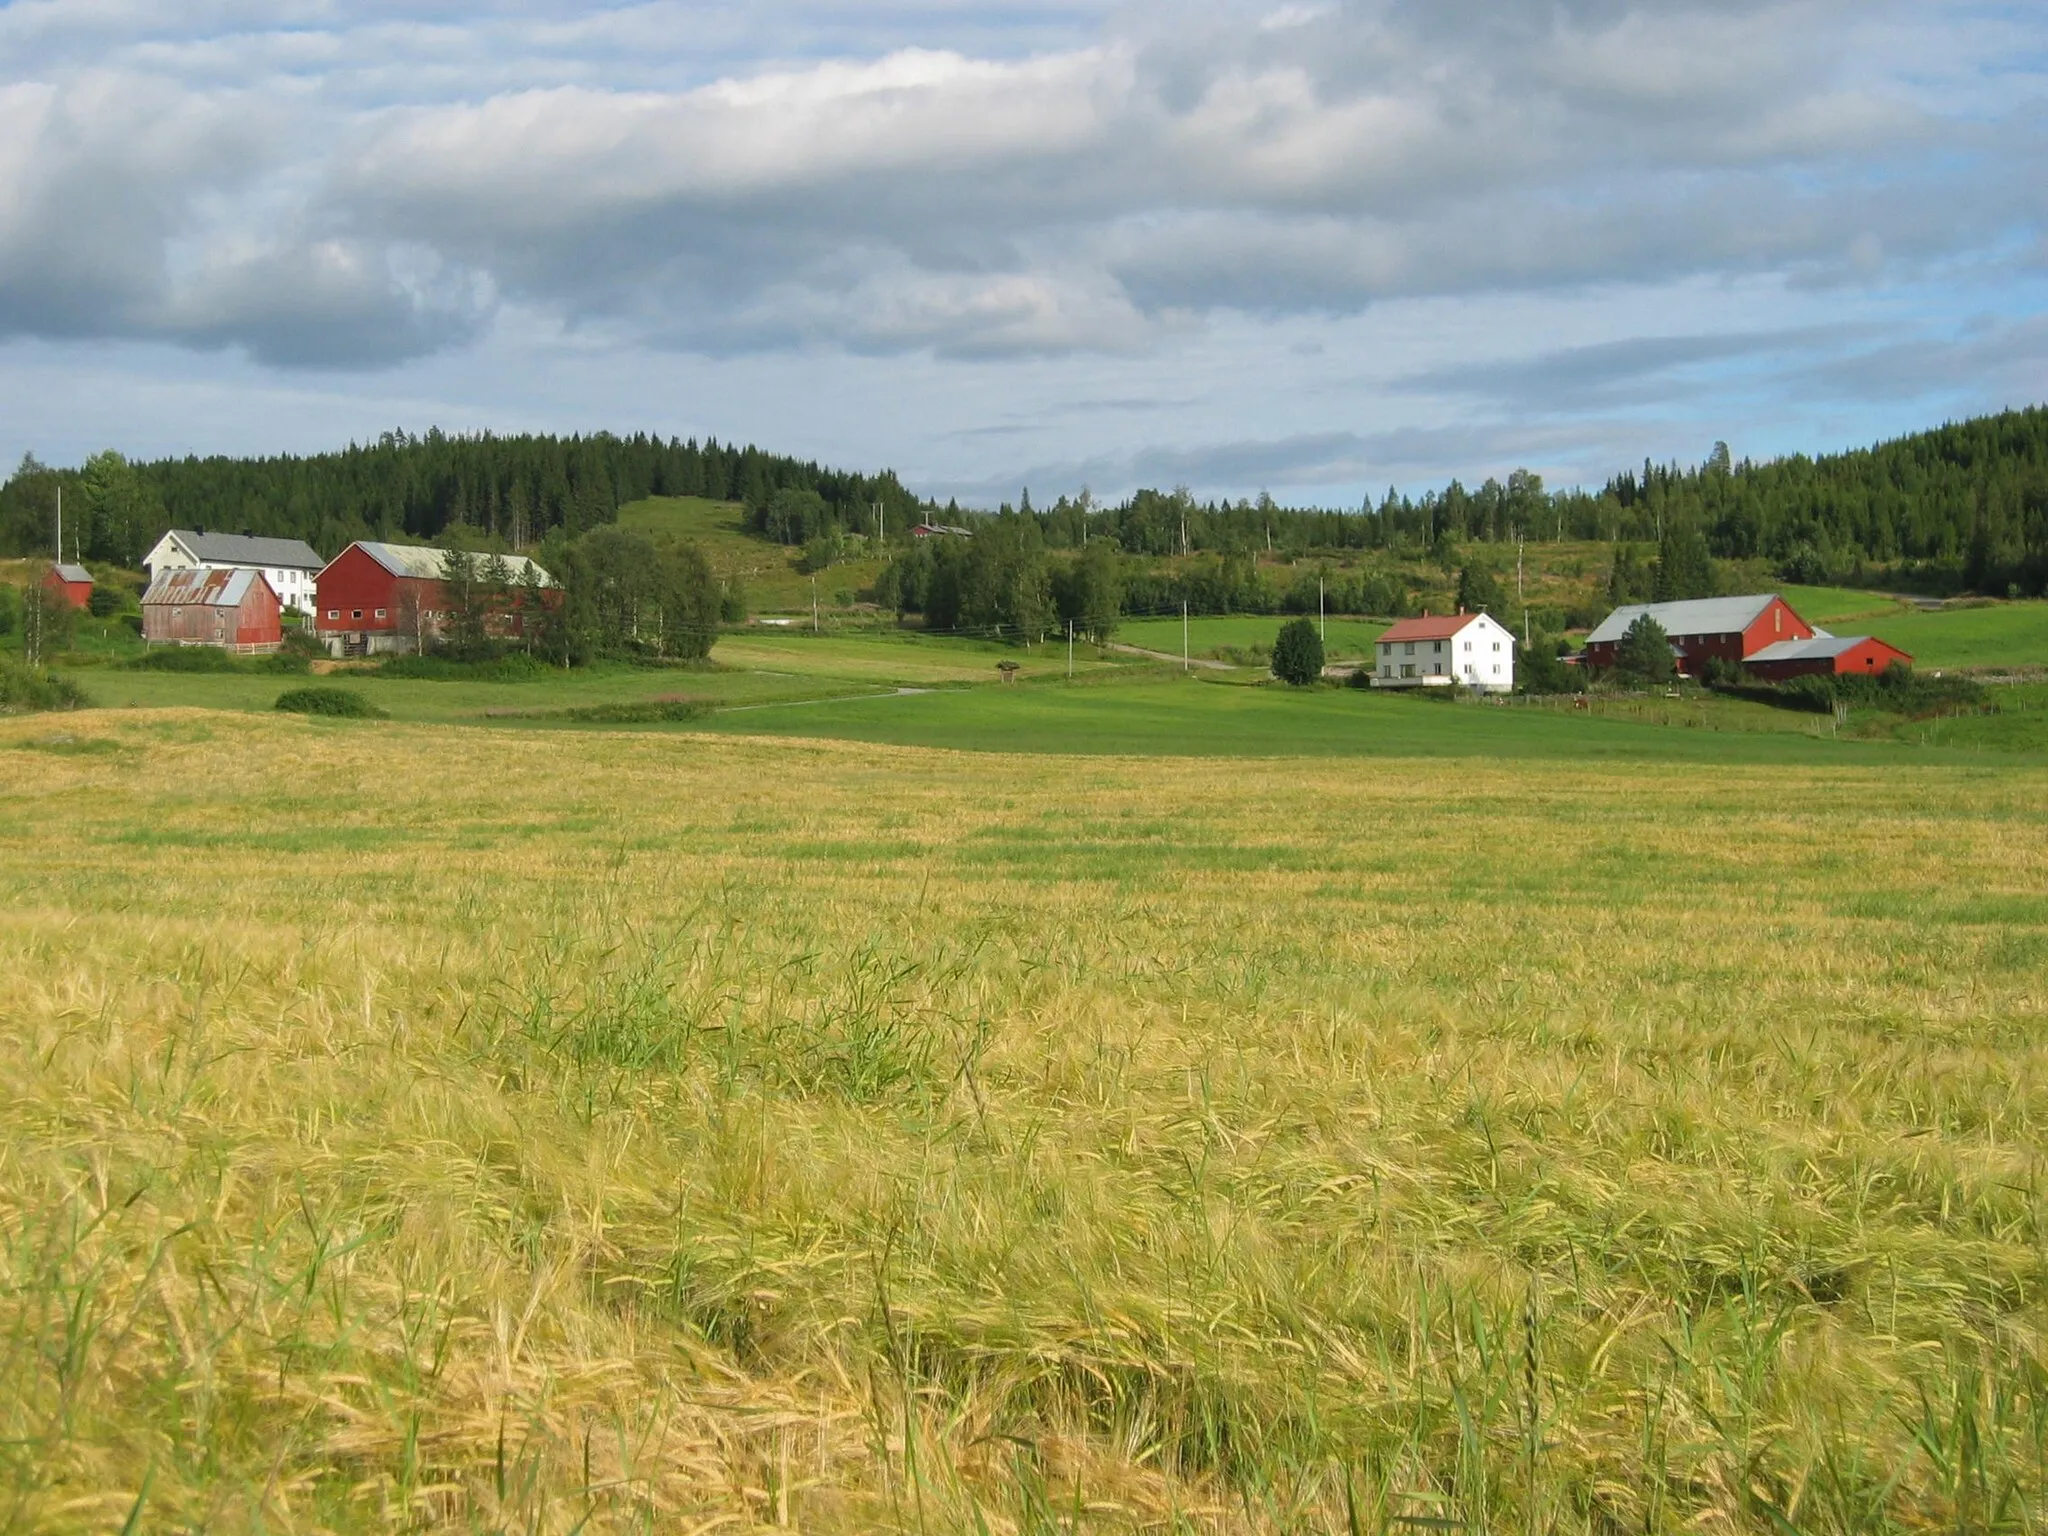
[141,567,282,652]
[43,563,92,610]
[314,541,556,656]
[1744,634,1913,680]
[1583,593,1812,674]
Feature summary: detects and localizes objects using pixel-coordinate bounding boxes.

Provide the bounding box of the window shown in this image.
[326,609,339,621]
[1463,640,1471,651]
[351,609,363,621]
[1432,640,1444,653]
[1492,641,1501,652]
[1380,643,1391,656]
[1400,663,1416,678]
[1403,641,1415,656]
[1381,665,1392,677]
[375,608,387,620]
[1492,664,1501,675]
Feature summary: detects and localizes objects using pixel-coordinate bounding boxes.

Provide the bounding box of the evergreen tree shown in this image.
[1653,522,1715,601]
[1455,564,1506,615]
[1271,617,1324,686]
[1613,615,1674,682]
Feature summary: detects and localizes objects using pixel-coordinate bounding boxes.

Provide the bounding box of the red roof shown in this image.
[1376,613,1481,643]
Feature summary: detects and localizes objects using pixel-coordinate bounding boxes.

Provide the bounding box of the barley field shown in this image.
[3,710,2046,1533]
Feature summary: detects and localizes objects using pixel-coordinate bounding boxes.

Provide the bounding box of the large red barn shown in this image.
[1583,593,1813,674]
[1744,634,1913,680]
[141,567,283,651]
[314,541,556,657]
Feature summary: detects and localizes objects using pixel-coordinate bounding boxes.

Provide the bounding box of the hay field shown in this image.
[3,712,2046,1533]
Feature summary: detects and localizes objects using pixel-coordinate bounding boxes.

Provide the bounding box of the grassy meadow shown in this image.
[4,708,2048,1533]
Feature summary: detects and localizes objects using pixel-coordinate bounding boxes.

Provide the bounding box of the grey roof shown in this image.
[52,563,91,584]
[1586,593,1781,645]
[352,541,556,587]
[170,530,325,571]
[143,567,267,607]
[1749,634,1883,663]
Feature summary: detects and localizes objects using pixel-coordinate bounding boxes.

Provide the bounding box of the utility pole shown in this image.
[1067,619,1074,680]
[811,574,819,633]
[55,484,61,564]
[1319,575,1325,643]
[1182,601,1189,673]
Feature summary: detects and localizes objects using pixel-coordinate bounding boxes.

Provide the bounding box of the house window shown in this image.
[1380,643,1391,656]
[326,609,339,620]
[1463,641,1471,651]
[1401,664,1416,678]
[375,608,387,619]
[352,610,363,620]
[1492,641,1501,651]
[1381,665,1392,677]
[1432,640,1444,653]
[1403,641,1415,656]
[1492,664,1501,675]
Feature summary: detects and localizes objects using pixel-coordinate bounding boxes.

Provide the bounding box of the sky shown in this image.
[0,0,2045,507]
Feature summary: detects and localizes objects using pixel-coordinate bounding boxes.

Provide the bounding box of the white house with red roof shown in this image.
[1371,610,1515,692]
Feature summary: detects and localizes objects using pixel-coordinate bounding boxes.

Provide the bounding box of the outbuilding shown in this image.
[1370,610,1516,692]
[143,529,326,616]
[141,567,283,652]
[1584,594,1812,674]
[43,563,93,610]
[1744,634,1913,680]
[313,541,556,657]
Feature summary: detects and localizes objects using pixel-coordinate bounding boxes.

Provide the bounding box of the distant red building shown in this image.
[1744,634,1914,680]
[314,541,556,657]
[43,563,92,610]
[141,567,282,652]
[1584,594,1813,674]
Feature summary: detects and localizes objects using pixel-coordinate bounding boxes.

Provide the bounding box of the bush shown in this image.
[1517,636,1576,695]
[1613,614,1674,683]
[0,660,89,714]
[274,687,386,718]
[124,647,307,675]
[372,652,549,682]
[86,587,119,618]
[558,699,710,723]
[1270,618,1325,687]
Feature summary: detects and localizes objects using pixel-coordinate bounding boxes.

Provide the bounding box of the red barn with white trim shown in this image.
[1584,593,1813,674]
[314,541,556,656]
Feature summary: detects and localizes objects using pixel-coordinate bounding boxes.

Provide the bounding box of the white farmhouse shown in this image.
[143,529,326,617]
[1370,611,1515,692]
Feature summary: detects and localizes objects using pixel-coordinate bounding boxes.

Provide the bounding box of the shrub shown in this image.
[86,587,119,618]
[373,652,549,682]
[1613,614,1674,683]
[1270,618,1325,687]
[274,687,386,718]
[559,699,710,723]
[0,660,89,714]
[125,646,240,672]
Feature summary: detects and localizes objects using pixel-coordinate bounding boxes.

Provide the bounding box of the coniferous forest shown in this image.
[3,406,2046,598]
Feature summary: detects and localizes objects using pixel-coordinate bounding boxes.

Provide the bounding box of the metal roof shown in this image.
[1748,634,1909,663]
[51,563,92,584]
[143,566,269,607]
[168,530,324,570]
[351,541,557,586]
[1377,612,1488,643]
[1585,593,1782,645]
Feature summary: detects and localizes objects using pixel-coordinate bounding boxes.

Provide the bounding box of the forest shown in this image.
[3,405,2046,597]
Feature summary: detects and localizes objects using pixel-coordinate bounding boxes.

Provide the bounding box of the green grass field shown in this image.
[615,495,887,611]
[1116,613,1393,661]
[3,711,2045,1532]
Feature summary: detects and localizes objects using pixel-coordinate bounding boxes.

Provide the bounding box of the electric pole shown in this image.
[1182,601,1189,672]
[811,574,819,633]
[1067,619,1074,680]
[1319,575,1325,643]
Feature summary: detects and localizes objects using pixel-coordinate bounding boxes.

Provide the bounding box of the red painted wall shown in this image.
[1585,597,1816,673]
[42,569,91,610]
[1747,637,1913,680]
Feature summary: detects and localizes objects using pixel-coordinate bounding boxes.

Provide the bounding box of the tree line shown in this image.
[5,404,2046,597]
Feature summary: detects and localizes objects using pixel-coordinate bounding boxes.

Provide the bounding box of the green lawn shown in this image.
[1848,599,2048,670]
[695,672,2011,765]
[1116,613,1391,660]
[1776,583,1913,624]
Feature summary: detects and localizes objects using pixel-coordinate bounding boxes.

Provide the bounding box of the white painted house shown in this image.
[143,529,326,617]
[1370,611,1515,692]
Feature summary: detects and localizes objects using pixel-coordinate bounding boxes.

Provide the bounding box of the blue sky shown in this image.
[0,0,2044,505]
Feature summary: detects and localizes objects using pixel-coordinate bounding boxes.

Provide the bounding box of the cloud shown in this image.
[0,0,2040,377]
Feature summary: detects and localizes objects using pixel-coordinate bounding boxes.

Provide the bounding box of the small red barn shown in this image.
[313,541,556,656]
[1744,634,1913,680]
[1583,593,1813,674]
[141,567,282,652]
[43,563,92,610]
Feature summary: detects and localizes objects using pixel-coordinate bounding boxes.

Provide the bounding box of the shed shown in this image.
[43,564,92,610]
[1584,594,1812,674]
[1744,634,1913,680]
[141,567,283,652]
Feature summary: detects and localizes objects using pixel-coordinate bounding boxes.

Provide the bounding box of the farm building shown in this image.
[141,567,283,652]
[1584,594,1813,674]
[1371,611,1516,692]
[314,541,556,657]
[910,523,974,538]
[1745,634,1913,680]
[42,564,92,610]
[143,529,325,616]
